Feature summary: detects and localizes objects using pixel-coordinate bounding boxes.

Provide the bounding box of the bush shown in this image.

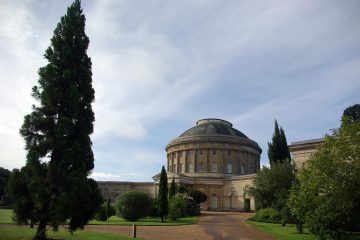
[116,190,153,221]
[251,208,281,223]
[150,197,159,217]
[244,198,250,212]
[94,203,116,221]
[188,189,207,204]
[168,196,187,221]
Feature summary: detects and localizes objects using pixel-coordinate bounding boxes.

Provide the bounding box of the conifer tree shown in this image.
[268,120,291,166]
[158,166,168,222]
[169,177,177,198]
[10,1,102,239]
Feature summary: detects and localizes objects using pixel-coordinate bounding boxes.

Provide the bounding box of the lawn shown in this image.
[0,209,198,226]
[90,215,198,226]
[0,209,13,224]
[0,226,139,240]
[247,220,360,240]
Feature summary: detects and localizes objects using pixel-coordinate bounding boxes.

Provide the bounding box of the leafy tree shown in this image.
[158,166,168,222]
[247,162,294,224]
[169,177,177,198]
[342,103,360,125]
[268,120,291,165]
[7,168,35,227]
[288,118,360,239]
[188,189,207,204]
[8,1,103,239]
[116,190,152,221]
[0,167,11,205]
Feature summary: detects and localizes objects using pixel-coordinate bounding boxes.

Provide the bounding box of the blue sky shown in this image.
[0,0,359,181]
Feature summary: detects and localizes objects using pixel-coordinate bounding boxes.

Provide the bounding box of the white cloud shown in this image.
[0,0,359,180]
[91,171,151,182]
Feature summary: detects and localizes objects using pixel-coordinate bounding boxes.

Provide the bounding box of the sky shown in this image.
[0,0,359,182]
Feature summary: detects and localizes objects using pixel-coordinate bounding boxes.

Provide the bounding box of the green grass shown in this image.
[90,215,198,226]
[0,209,198,226]
[0,209,12,224]
[0,226,140,240]
[247,220,360,240]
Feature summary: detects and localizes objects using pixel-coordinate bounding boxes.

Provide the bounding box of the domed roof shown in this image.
[179,118,248,139]
[166,118,261,153]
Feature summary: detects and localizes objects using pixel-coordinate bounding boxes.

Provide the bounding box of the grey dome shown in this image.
[179,119,248,139]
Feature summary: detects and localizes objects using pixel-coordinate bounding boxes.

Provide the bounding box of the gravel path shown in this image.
[85,212,275,240]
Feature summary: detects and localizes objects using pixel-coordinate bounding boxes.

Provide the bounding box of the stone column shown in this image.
[174,151,178,174]
[194,149,197,172]
[206,149,210,172]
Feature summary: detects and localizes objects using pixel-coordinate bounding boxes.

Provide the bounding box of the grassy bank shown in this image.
[247,220,360,240]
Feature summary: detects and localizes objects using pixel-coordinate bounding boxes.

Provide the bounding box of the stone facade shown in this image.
[289,138,324,169]
[153,119,262,211]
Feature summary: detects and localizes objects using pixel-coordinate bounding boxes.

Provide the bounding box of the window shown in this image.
[188,163,193,172]
[227,150,231,156]
[211,162,217,172]
[227,163,232,173]
[180,163,185,173]
[199,162,204,172]
[199,149,204,156]
[212,149,216,155]
[187,150,192,157]
[240,164,245,174]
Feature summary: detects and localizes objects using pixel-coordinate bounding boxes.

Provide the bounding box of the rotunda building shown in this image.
[166,118,261,176]
[153,118,262,211]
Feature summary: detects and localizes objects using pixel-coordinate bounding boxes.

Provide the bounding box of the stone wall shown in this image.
[97,181,155,203]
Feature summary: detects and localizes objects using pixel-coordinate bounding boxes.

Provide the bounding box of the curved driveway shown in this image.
[86,212,275,240]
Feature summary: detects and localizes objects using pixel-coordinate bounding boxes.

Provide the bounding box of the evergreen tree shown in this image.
[10,1,102,239]
[268,120,291,165]
[169,177,177,198]
[158,166,168,222]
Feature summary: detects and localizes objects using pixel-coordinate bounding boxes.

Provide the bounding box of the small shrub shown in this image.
[244,198,250,212]
[168,196,187,221]
[251,208,281,223]
[94,203,116,221]
[116,190,153,221]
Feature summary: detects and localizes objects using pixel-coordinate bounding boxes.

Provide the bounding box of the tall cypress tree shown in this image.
[12,1,102,239]
[158,166,168,222]
[169,177,177,198]
[268,120,291,166]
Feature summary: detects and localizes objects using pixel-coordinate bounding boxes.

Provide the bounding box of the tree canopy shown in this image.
[268,120,291,165]
[0,167,11,205]
[8,1,102,239]
[342,103,360,125]
[288,115,360,239]
[247,162,294,211]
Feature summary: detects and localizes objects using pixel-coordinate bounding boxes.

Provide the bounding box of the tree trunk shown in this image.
[33,219,47,240]
[296,222,303,234]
